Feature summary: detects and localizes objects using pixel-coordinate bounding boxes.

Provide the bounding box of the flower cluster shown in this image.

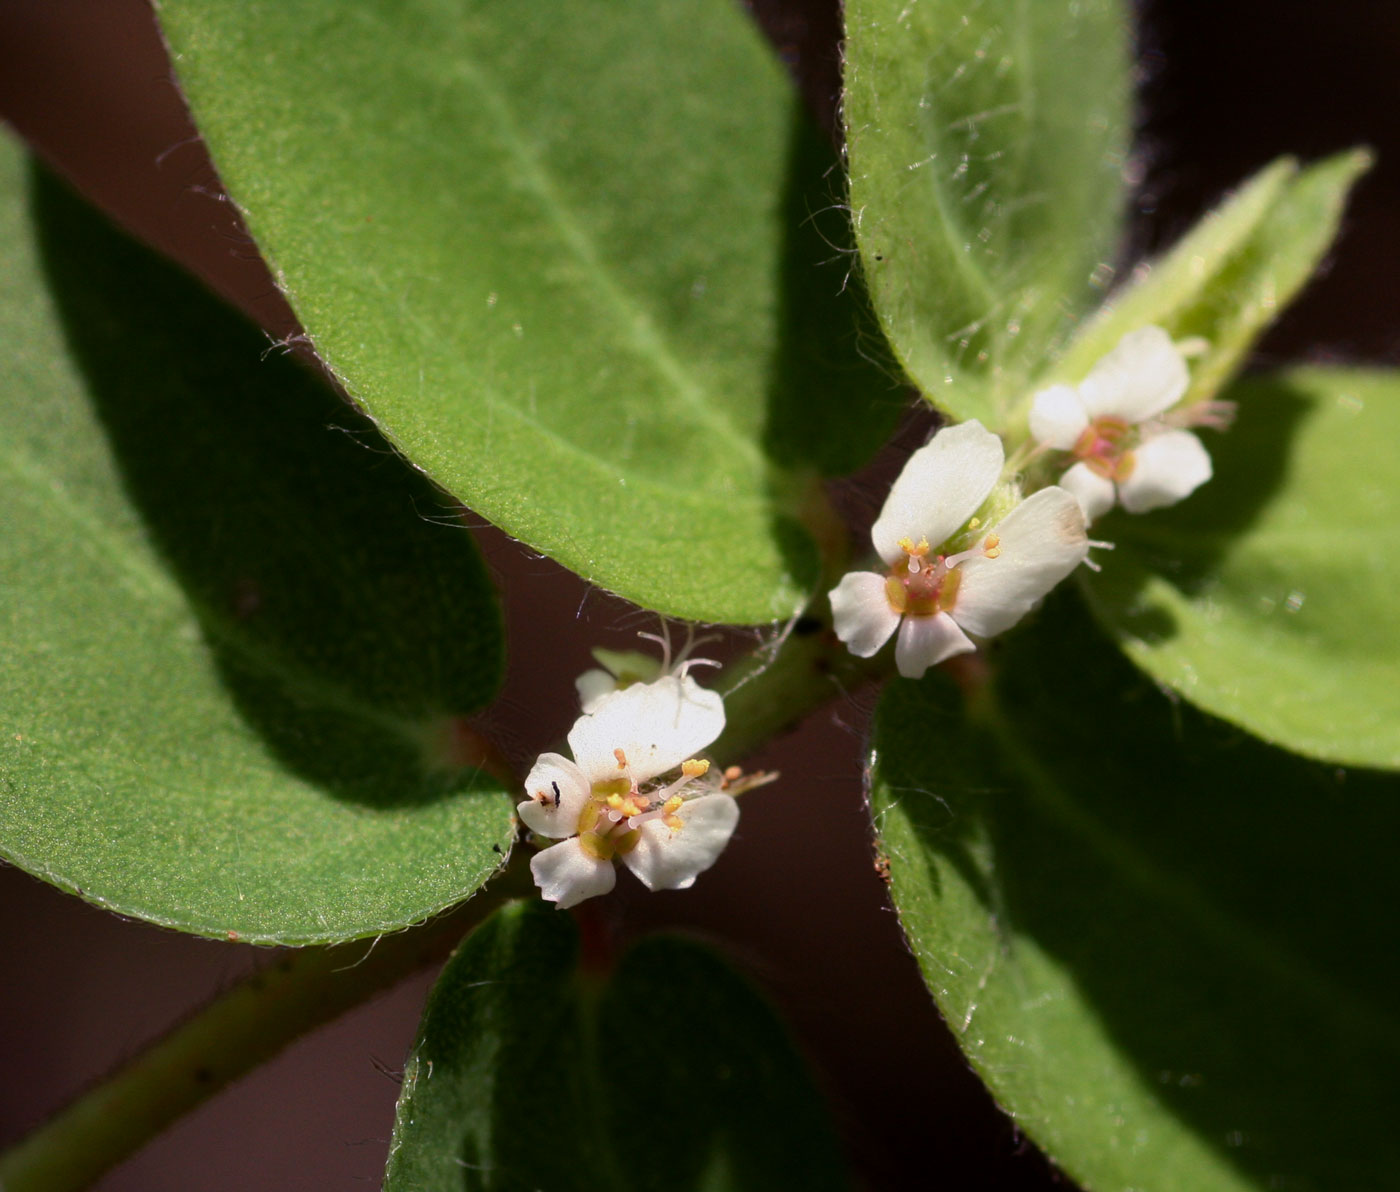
[518,672,738,909]
[574,647,663,714]
[1029,327,1213,523]
[573,627,719,714]
[830,326,1216,678]
[518,325,1220,908]
[831,420,1089,678]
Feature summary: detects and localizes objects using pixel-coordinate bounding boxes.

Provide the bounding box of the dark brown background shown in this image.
[1,2,1397,1188]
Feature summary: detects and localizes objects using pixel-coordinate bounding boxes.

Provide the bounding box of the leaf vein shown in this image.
[448,56,764,466]
[985,703,1400,1055]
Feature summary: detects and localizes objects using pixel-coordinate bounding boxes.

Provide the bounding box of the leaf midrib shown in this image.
[483,392,775,507]
[0,444,185,610]
[446,52,767,469]
[2,440,440,752]
[980,694,1400,1057]
[899,0,1041,392]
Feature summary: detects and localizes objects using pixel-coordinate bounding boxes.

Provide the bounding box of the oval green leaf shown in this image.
[871,593,1400,1191]
[155,0,899,625]
[384,901,852,1191]
[1085,366,1400,769]
[843,0,1130,425]
[0,138,512,944]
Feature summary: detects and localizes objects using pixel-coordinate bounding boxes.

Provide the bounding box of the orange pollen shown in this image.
[613,748,628,770]
[983,533,1001,560]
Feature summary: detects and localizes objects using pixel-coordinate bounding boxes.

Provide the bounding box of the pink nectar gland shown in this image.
[883,530,1000,618]
[1072,416,1137,483]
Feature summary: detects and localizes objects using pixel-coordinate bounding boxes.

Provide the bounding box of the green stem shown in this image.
[0,567,877,1191]
[0,855,534,1192]
[715,599,885,765]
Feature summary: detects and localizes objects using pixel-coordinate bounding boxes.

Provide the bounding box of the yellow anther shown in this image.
[664,814,685,832]
[968,516,981,529]
[983,533,1001,559]
[613,748,629,769]
[606,792,643,817]
[681,759,710,778]
[897,535,931,558]
[662,795,685,815]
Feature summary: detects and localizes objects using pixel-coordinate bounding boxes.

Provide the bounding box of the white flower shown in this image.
[829,420,1089,680]
[1029,326,1212,522]
[518,675,737,909]
[574,648,664,714]
[574,630,721,714]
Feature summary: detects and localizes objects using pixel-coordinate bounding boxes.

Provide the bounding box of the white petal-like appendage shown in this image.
[518,753,592,839]
[952,487,1089,638]
[574,668,617,714]
[1059,461,1118,523]
[870,420,1004,565]
[567,674,724,786]
[829,571,901,658]
[893,613,975,678]
[1077,326,1189,423]
[622,794,740,891]
[1119,429,1213,513]
[1029,384,1090,450]
[530,839,616,909]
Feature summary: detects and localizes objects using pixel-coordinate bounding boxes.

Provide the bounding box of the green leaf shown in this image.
[0,136,512,944]
[843,0,1130,425]
[1050,151,1370,410]
[155,0,899,625]
[384,901,852,1191]
[1085,366,1400,769]
[870,593,1400,1192]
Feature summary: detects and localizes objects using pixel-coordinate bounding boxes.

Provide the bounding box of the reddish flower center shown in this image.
[1072,416,1137,482]
[884,549,962,618]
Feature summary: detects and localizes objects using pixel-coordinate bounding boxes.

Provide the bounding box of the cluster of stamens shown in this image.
[883,528,1000,618]
[1170,399,1237,433]
[540,749,712,863]
[1071,416,1137,482]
